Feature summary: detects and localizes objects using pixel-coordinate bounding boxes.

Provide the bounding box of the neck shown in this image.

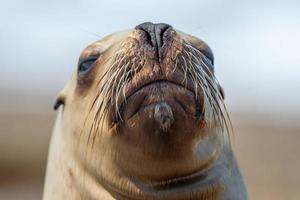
[43,110,247,200]
[74,145,246,200]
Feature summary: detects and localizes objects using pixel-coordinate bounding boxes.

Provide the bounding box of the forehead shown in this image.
[79,29,213,59]
[79,30,132,58]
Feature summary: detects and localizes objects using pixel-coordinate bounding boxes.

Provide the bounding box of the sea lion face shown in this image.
[56,22,229,196]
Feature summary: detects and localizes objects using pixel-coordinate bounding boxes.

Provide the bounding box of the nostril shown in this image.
[155,23,171,48]
[135,22,172,48]
[136,22,156,46]
[143,28,154,46]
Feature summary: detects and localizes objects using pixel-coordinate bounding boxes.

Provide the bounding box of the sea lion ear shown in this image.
[218,84,225,100]
[53,94,65,110]
[53,74,74,110]
[53,87,68,110]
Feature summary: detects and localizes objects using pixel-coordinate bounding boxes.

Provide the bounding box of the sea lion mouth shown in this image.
[114,78,204,124]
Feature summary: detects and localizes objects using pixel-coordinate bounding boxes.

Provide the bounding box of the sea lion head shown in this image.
[55,22,230,199]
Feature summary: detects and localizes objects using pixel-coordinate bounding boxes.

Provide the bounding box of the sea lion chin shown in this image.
[43,22,248,200]
[114,80,207,181]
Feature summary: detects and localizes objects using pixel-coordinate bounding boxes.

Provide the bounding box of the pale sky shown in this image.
[0,0,299,120]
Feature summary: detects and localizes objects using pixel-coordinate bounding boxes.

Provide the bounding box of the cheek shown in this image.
[63,98,87,133]
[76,75,95,96]
[76,63,102,96]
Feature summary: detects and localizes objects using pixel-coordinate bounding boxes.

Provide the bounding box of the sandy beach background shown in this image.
[1,0,299,199]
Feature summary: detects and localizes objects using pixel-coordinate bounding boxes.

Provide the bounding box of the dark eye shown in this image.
[206,56,213,65]
[78,57,98,75]
[201,51,214,66]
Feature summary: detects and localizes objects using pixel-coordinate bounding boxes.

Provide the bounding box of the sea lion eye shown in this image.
[201,51,214,66]
[78,56,98,75]
[204,55,214,65]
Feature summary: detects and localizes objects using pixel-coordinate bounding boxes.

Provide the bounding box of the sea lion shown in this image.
[43,22,247,200]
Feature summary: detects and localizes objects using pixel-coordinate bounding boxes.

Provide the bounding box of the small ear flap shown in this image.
[218,84,225,100]
[53,73,74,110]
[53,94,65,110]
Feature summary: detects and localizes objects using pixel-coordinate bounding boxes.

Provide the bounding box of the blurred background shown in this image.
[0,0,299,199]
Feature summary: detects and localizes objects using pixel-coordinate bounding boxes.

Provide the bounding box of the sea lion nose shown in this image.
[135,22,172,48]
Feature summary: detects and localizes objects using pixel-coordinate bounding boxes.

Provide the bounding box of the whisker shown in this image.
[183,42,233,139]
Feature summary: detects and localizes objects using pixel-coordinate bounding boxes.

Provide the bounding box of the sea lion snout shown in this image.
[135,22,172,48]
[109,23,207,148]
[135,22,173,59]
